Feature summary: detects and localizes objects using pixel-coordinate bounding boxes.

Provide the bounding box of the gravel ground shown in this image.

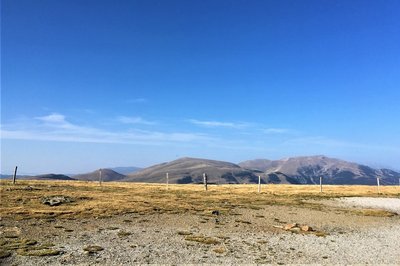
[1,198,399,265]
[336,197,400,214]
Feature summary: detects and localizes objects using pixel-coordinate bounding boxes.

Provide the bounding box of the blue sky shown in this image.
[1,0,400,174]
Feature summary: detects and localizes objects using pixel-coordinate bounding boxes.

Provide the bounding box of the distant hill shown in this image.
[5,174,76,181]
[125,157,263,184]
[110,166,142,175]
[34,174,75,180]
[239,155,400,185]
[73,169,126,182]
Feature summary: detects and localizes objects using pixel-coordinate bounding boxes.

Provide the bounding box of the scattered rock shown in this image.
[212,210,220,216]
[301,225,313,232]
[41,196,73,206]
[276,223,318,234]
[284,223,298,230]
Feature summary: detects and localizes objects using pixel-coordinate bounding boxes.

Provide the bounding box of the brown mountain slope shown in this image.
[125,157,264,184]
[73,169,126,182]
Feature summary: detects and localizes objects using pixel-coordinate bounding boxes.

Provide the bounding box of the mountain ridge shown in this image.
[239,155,399,185]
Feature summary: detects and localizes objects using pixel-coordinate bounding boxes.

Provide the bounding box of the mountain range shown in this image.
[3,156,399,185]
[239,155,399,185]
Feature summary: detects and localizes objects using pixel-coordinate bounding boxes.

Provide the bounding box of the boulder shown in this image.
[41,196,73,206]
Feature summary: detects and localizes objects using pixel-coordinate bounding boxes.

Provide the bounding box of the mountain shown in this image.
[110,166,142,175]
[239,155,400,185]
[3,174,76,181]
[125,157,264,184]
[73,169,126,182]
[33,174,76,181]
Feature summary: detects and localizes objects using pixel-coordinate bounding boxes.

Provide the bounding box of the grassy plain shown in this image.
[1,180,399,220]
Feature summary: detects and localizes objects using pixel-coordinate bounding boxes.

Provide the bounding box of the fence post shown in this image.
[377,177,380,194]
[203,173,207,191]
[13,166,18,185]
[166,172,169,190]
[99,169,102,186]
[258,176,261,193]
[320,176,323,193]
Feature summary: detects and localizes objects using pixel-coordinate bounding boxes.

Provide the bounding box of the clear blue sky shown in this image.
[1,0,400,174]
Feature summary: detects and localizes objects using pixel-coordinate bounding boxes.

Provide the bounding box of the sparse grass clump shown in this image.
[213,246,226,254]
[354,209,397,217]
[177,231,192,236]
[314,231,329,237]
[0,238,60,257]
[117,231,132,237]
[0,249,11,258]
[83,245,104,253]
[184,235,220,245]
[235,219,252,224]
[17,248,61,256]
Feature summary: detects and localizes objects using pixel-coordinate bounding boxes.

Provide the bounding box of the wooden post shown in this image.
[99,169,102,186]
[319,176,323,193]
[166,172,169,190]
[258,176,261,193]
[377,177,380,194]
[203,173,207,191]
[13,166,18,185]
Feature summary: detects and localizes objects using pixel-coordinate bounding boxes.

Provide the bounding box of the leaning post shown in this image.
[13,166,18,185]
[99,169,102,186]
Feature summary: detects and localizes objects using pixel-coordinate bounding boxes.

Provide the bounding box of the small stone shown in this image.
[212,210,220,216]
[284,223,298,230]
[301,225,313,232]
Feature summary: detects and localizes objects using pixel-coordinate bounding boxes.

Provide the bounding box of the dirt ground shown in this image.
[1,181,399,265]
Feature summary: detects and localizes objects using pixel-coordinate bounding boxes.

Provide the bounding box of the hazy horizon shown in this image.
[2,0,399,174]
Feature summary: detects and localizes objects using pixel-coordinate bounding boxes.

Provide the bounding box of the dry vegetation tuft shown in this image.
[352,209,398,217]
[184,235,220,245]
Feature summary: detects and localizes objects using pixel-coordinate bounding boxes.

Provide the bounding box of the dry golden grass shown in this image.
[0,180,399,220]
[352,209,398,217]
[0,238,59,257]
